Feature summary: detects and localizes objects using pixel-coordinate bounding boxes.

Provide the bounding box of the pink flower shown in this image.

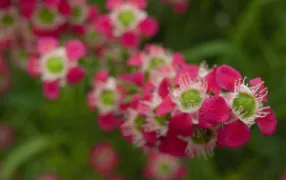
[88,71,121,114]
[144,152,186,180]
[35,172,61,180]
[0,123,15,149]
[32,39,86,100]
[89,142,119,175]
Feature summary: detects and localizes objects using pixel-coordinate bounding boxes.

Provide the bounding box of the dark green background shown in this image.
[1,0,286,179]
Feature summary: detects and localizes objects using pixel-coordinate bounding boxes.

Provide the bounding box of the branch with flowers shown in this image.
[0,0,281,179]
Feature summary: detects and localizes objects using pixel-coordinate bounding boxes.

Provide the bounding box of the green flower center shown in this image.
[148,57,165,71]
[46,56,65,74]
[135,116,145,131]
[101,90,116,106]
[19,50,28,61]
[2,15,14,26]
[180,89,202,110]
[191,128,213,144]
[88,30,98,40]
[232,92,256,118]
[39,8,54,23]
[118,11,135,27]
[72,6,82,18]
[155,114,169,126]
[159,163,170,174]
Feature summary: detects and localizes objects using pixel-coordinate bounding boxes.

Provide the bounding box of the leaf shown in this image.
[182,40,236,62]
[0,134,64,180]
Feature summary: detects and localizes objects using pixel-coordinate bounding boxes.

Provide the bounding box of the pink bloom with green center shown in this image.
[105,0,158,48]
[31,3,66,36]
[27,37,86,100]
[178,126,217,158]
[89,142,119,175]
[144,152,186,180]
[0,7,19,38]
[157,73,208,116]
[120,108,157,147]
[87,70,121,114]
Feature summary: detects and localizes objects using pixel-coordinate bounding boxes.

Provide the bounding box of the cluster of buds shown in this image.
[87,44,277,159]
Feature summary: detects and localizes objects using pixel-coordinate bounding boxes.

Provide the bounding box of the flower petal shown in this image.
[159,132,187,157]
[66,67,85,84]
[120,31,139,49]
[169,113,193,136]
[139,17,158,37]
[199,96,230,126]
[249,77,268,103]
[156,96,176,116]
[37,37,59,54]
[129,0,147,9]
[94,69,109,84]
[98,113,119,132]
[43,81,60,100]
[256,108,277,136]
[216,65,242,91]
[204,67,220,95]
[217,120,250,148]
[65,40,86,62]
[127,53,142,66]
[27,56,41,77]
[158,77,171,99]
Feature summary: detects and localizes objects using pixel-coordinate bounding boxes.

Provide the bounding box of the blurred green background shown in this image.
[1,0,286,179]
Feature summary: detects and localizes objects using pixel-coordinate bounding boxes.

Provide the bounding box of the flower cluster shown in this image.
[85,41,277,158]
[0,0,277,162]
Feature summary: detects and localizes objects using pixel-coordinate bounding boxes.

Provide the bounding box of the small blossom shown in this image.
[88,71,121,115]
[144,152,186,180]
[28,38,86,99]
[89,142,119,175]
